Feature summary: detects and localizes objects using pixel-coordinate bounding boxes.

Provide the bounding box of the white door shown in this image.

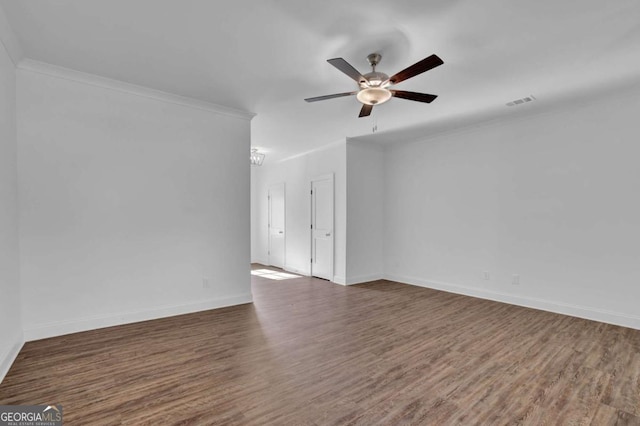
[268,183,285,268]
[311,175,334,280]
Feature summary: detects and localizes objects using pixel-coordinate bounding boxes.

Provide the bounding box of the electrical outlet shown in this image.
[512,274,520,285]
[483,271,490,280]
[202,278,210,289]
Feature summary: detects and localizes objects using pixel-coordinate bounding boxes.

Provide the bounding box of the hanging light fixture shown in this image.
[250,148,265,166]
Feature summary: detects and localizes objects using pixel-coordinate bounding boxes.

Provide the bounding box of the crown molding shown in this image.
[17,58,256,121]
[0,5,24,66]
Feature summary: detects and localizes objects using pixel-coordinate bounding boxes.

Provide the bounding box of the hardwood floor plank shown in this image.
[1,266,640,424]
[591,404,640,426]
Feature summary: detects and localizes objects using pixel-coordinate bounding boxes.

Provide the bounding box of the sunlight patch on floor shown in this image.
[251,269,300,280]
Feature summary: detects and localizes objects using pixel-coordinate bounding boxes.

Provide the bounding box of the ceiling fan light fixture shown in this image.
[357,87,392,106]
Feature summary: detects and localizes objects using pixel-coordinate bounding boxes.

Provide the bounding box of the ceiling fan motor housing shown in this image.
[361,71,389,88]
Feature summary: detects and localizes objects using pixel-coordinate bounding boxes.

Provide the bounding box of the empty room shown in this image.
[1,0,640,424]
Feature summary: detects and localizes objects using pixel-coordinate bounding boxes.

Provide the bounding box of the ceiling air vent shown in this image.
[506,95,536,107]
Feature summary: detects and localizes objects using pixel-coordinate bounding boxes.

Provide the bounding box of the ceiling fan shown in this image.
[305,53,443,117]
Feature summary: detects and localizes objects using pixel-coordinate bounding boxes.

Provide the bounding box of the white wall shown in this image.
[251,142,347,282]
[251,163,260,264]
[345,140,384,284]
[0,19,22,382]
[17,63,253,340]
[384,83,640,328]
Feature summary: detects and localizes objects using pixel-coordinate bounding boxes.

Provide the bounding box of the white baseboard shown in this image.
[0,333,24,384]
[284,265,309,276]
[333,276,347,285]
[23,293,253,342]
[385,273,640,330]
[251,258,269,266]
[345,273,384,285]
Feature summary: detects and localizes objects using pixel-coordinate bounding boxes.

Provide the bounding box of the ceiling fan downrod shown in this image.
[367,53,382,72]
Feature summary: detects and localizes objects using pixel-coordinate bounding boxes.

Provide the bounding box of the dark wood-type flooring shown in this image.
[1,266,640,425]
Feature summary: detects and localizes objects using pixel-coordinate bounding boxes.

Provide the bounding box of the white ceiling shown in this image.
[2,0,640,161]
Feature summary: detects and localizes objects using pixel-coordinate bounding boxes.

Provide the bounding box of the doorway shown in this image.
[268,183,285,268]
[310,174,334,280]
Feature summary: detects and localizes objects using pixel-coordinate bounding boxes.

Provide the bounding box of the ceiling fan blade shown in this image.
[359,104,373,117]
[389,54,444,85]
[327,58,366,83]
[391,90,438,103]
[304,92,356,102]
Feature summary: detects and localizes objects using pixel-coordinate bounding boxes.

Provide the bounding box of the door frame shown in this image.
[309,173,334,280]
[268,182,286,268]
